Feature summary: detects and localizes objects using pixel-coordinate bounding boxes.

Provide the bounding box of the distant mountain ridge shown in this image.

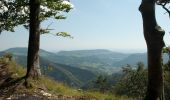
[1,47,168,68]
[113,53,147,67]
[57,49,126,57]
[0,47,146,68]
[0,48,97,87]
[0,47,169,87]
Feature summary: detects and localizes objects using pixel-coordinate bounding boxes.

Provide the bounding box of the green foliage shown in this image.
[114,62,147,99]
[0,0,73,34]
[162,47,169,53]
[163,62,170,100]
[56,32,73,38]
[40,23,73,38]
[94,75,108,93]
[2,53,13,61]
[0,59,26,77]
[0,0,29,32]
[3,60,131,100]
[40,76,132,100]
[41,77,132,100]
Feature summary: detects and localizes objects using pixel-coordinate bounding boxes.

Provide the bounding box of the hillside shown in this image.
[113,53,169,67]
[0,60,131,100]
[56,49,129,73]
[1,56,97,87]
[0,48,129,73]
[113,53,147,67]
[0,48,147,88]
[0,48,98,87]
[1,48,153,69]
[57,49,127,58]
[40,57,97,87]
[2,47,169,88]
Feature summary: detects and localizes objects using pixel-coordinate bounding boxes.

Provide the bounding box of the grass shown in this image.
[2,60,132,100]
[8,61,26,77]
[40,77,132,100]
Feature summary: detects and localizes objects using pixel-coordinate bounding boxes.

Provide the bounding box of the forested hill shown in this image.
[0,47,169,87]
[1,47,169,70]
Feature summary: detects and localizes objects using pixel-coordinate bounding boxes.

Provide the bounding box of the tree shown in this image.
[163,62,170,100]
[0,0,73,80]
[139,0,165,99]
[95,75,108,93]
[115,63,147,99]
[3,53,13,62]
[25,0,41,80]
[162,47,170,61]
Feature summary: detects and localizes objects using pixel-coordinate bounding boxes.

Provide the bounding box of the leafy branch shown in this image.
[40,22,73,38]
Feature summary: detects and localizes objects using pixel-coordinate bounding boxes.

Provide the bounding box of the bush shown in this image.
[114,62,148,99]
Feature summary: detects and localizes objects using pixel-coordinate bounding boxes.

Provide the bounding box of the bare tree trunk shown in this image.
[25,0,41,80]
[139,0,165,99]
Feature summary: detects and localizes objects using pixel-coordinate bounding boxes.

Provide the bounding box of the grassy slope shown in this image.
[1,60,131,100]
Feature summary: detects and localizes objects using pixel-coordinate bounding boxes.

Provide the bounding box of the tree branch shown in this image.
[157,1,170,18]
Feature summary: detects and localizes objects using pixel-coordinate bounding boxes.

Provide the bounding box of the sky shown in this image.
[0,0,170,53]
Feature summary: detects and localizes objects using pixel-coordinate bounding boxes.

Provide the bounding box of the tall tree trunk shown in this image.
[139,0,165,99]
[25,0,41,80]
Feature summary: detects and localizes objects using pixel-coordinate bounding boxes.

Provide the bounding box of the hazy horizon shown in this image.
[0,0,169,53]
[0,46,146,54]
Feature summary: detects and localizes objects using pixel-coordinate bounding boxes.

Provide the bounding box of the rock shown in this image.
[6,96,12,100]
[40,90,52,97]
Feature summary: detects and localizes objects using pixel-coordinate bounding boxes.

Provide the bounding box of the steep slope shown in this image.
[0,48,97,87]
[0,61,131,100]
[40,57,97,87]
[0,48,129,74]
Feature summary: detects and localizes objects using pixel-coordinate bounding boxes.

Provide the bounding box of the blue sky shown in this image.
[0,0,170,53]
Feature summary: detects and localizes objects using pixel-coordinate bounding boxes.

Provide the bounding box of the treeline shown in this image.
[86,62,170,100]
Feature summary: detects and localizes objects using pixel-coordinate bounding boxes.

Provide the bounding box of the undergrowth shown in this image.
[1,60,131,100]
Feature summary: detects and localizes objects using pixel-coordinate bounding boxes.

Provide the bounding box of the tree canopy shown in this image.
[0,0,73,33]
